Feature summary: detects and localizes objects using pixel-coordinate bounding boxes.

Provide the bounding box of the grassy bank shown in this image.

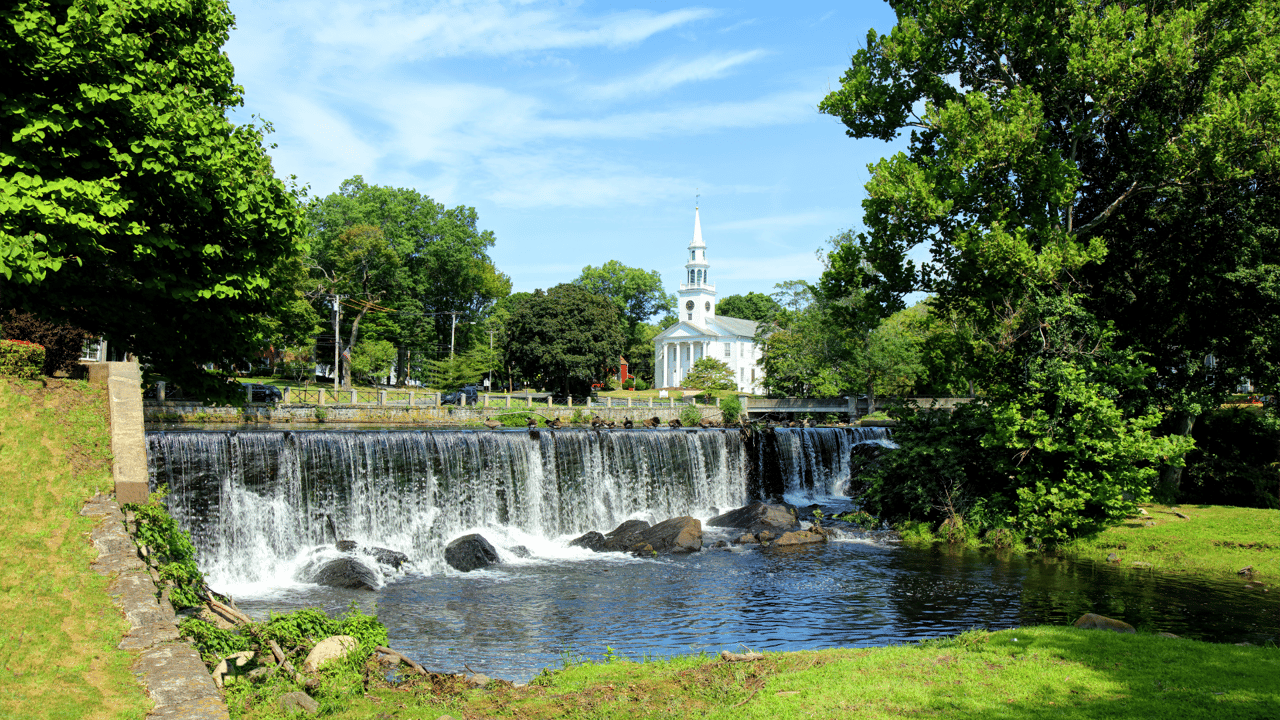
[1060,504,1280,579]
[0,379,149,719]
[231,626,1278,719]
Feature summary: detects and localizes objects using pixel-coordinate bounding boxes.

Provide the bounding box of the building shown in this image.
[653,207,765,393]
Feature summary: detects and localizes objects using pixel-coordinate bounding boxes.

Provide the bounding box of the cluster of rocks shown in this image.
[569,516,705,555]
[295,540,411,591]
[708,502,829,547]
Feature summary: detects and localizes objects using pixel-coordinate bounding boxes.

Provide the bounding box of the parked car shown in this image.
[441,385,480,405]
[246,383,283,403]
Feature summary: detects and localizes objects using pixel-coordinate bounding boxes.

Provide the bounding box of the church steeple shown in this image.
[679,205,716,326]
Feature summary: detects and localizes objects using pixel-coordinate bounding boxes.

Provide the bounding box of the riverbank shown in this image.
[231,625,1278,719]
[0,378,149,719]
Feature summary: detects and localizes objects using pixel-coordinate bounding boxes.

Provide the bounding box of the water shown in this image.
[147,426,1280,682]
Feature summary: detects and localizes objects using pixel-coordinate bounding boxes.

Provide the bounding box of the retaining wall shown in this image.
[144,401,721,426]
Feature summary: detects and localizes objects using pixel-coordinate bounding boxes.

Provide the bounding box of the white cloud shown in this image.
[481,154,685,208]
[306,1,717,60]
[587,50,768,99]
[714,253,825,281]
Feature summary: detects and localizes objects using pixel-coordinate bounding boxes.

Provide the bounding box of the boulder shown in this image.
[278,691,319,715]
[733,533,760,545]
[510,545,532,558]
[336,539,358,552]
[365,546,409,570]
[303,556,379,591]
[303,635,359,673]
[602,519,651,552]
[630,516,702,554]
[1072,613,1136,634]
[708,503,797,535]
[212,650,255,688]
[569,531,607,552]
[445,534,500,571]
[772,530,826,547]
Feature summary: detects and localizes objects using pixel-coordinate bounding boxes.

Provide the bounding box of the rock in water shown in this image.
[569,531,607,552]
[303,635,359,673]
[772,530,826,547]
[631,516,702,554]
[1072,613,1136,634]
[365,546,409,570]
[445,533,500,571]
[303,556,380,590]
[708,503,797,535]
[602,519,651,552]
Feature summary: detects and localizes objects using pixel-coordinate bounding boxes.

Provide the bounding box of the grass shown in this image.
[1060,503,1280,579]
[231,626,1279,719]
[0,378,149,720]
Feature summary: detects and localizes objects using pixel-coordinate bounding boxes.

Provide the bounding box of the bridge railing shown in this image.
[740,396,974,418]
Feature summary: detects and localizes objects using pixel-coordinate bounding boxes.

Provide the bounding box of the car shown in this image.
[441,385,480,405]
[246,383,283,403]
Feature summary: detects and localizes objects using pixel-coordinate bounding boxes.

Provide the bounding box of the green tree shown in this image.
[504,284,626,397]
[349,339,396,385]
[716,292,781,322]
[310,225,401,388]
[1,0,306,397]
[818,0,1268,526]
[684,357,736,392]
[573,261,674,332]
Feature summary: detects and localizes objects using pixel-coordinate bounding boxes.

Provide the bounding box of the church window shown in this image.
[705,301,711,312]
[740,368,745,381]
[724,343,731,357]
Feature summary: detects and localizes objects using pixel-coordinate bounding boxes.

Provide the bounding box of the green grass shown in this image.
[0,378,150,720]
[233,626,1279,719]
[1060,503,1280,579]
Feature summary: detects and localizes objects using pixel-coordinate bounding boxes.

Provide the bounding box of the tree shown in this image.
[349,339,397,385]
[716,292,781,322]
[504,284,626,397]
[574,261,674,333]
[684,357,736,392]
[309,225,401,388]
[818,0,1271,524]
[1,0,306,396]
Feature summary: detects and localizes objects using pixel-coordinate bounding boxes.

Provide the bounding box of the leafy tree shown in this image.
[574,261,674,332]
[716,292,781,322]
[684,357,736,392]
[349,339,397,385]
[1,0,306,397]
[504,284,626,397]
[424,348,489,391]
[309,224,401,388]
[817,0,1271,524]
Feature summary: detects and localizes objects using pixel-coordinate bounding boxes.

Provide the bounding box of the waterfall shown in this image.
[771,426,895,501]
[147,428,750,585]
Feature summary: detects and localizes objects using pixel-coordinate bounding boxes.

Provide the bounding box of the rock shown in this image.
[1072,613,1136,634]
[772,530,826,547]
[630,543,655,556]
[301,556,380,590]
[467,673,492,687]
[1138,508,1148,516]
[1131,561,1152,568]
[336,540,358,552]
[1238,565,1254,577]
[510,545,532,558]
[1158,632,1180,639]
[708,503,797,535]
[713,540,730,549]
[365,546,409,570]
[1143,521,1155,527]
[569,531,607,552]
[629,516,702,554]
[601,519,651,552]
[212,650,256,688]
[1106,553,1119,563]
[278,691,320,715]
[733,533,759,545]
[445,534,500,571]
[302,635,359,673]
[756,531,775,542]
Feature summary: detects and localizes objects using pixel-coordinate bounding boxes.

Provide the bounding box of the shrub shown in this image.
[622,377,636,390]
[125,490,207,608]
[0,339,45,380]
[1,310,91,375]
[1180,407,1280,509]
[721,396,743,424]
[680,404,702,427]
[632,377,649,391]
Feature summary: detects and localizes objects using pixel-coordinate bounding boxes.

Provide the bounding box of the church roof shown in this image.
[655,314,758,341]
[710,315,758,337]
[688,207,705,249]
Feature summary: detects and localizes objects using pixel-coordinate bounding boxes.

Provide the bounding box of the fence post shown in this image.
[246,385,253,404]
[648,397,653,407]
[483,394,489,408]
[408,390,415,406]
[281,386,289,403]
[627,396,632,408]
[606,397,612,408]
[319,389,326,405]
[378,390,386,405]
[505,395,511,408]
[716,397,721,407]
[568,396,573,407]
[156,381,166,402]
[547,395,552,408]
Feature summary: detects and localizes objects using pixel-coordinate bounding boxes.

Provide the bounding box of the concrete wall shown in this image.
[144,402,720,426]
[82,362,150,504]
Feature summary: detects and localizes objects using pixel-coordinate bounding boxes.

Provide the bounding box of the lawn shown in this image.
[0,379,149,719]
[1060,503,1280,580]
[233,626,1280,720]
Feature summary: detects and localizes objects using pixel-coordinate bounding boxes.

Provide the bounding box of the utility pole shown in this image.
[332,294,342,392]
[486,328,497,390]
[450,312,458,356]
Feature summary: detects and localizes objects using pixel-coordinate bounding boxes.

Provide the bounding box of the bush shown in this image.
[632,377,649,391]
[0,339,45,380]
[1180,407,1280,509]
[622,377,635,390]
[721,396,743,424]
[125,490,206,608]
[1,310,91,375]
[680,404,702,427]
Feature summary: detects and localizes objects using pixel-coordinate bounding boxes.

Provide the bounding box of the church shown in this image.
[653,207,765,393]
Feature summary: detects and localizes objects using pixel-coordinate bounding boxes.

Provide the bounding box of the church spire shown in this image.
[690,205,705,249]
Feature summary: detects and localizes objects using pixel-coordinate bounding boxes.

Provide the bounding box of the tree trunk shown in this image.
[1157,411,1197,498]
[866,378,876,417]
[396,345,409,386]
[342,308,369,389]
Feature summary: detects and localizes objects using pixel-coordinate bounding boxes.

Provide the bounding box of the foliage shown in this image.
[680,404,703,427]
[574,261,674,333]
[684,357,735,392]
[715,292,781,322]
[349,339,397,385]
[1180,408,1280,509]
[125,490,206,608]
[1,0,307,399]
[179,617,251,665]
[424,348,488,391]
[505,285,626,397]
[0,310,90,376]
[720,395,742,425]
[279,344,316,382]
[0,338,44,380]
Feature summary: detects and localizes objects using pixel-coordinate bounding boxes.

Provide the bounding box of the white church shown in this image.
[653,207,765,393]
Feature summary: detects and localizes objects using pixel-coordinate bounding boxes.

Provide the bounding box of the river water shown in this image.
[147,426,1280,682]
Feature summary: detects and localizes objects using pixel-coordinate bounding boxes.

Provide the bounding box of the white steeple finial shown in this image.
[690,206,705,249]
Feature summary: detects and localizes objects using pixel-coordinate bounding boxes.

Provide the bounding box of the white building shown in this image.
[653,207,765,393]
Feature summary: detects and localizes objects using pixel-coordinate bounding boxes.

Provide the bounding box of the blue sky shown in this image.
[224,0,909,301]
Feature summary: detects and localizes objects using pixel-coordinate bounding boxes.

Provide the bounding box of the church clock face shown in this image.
[685,300,694,311]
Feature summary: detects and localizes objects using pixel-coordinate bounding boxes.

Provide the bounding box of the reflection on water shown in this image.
[235,538,1280,682]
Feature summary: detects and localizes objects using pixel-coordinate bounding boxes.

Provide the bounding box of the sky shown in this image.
[223,0,911,302]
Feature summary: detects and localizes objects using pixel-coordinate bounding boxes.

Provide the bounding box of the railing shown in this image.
[741,396,974,417]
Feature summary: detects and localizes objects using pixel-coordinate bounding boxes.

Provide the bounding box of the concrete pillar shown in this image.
[627,396,632,408]
[318,388,326,405]
[648,397,653,407]
[156,380,166,402]
[606,397,612,408]
[281,386,290,403]
[568,396,573,407]
[434,392,440,407]
[505,395,511,408]
[409,390,415,406]
[83,362,149,505]
[349,389,357,404]
[546,395,552,408]
[246,385,253,404]
[378,390,386,405]
[483,394,489,408]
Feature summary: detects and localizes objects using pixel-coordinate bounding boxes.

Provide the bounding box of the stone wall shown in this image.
[144,401,721,426]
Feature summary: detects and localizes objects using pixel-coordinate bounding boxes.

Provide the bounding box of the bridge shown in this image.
[740,396,973,420]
